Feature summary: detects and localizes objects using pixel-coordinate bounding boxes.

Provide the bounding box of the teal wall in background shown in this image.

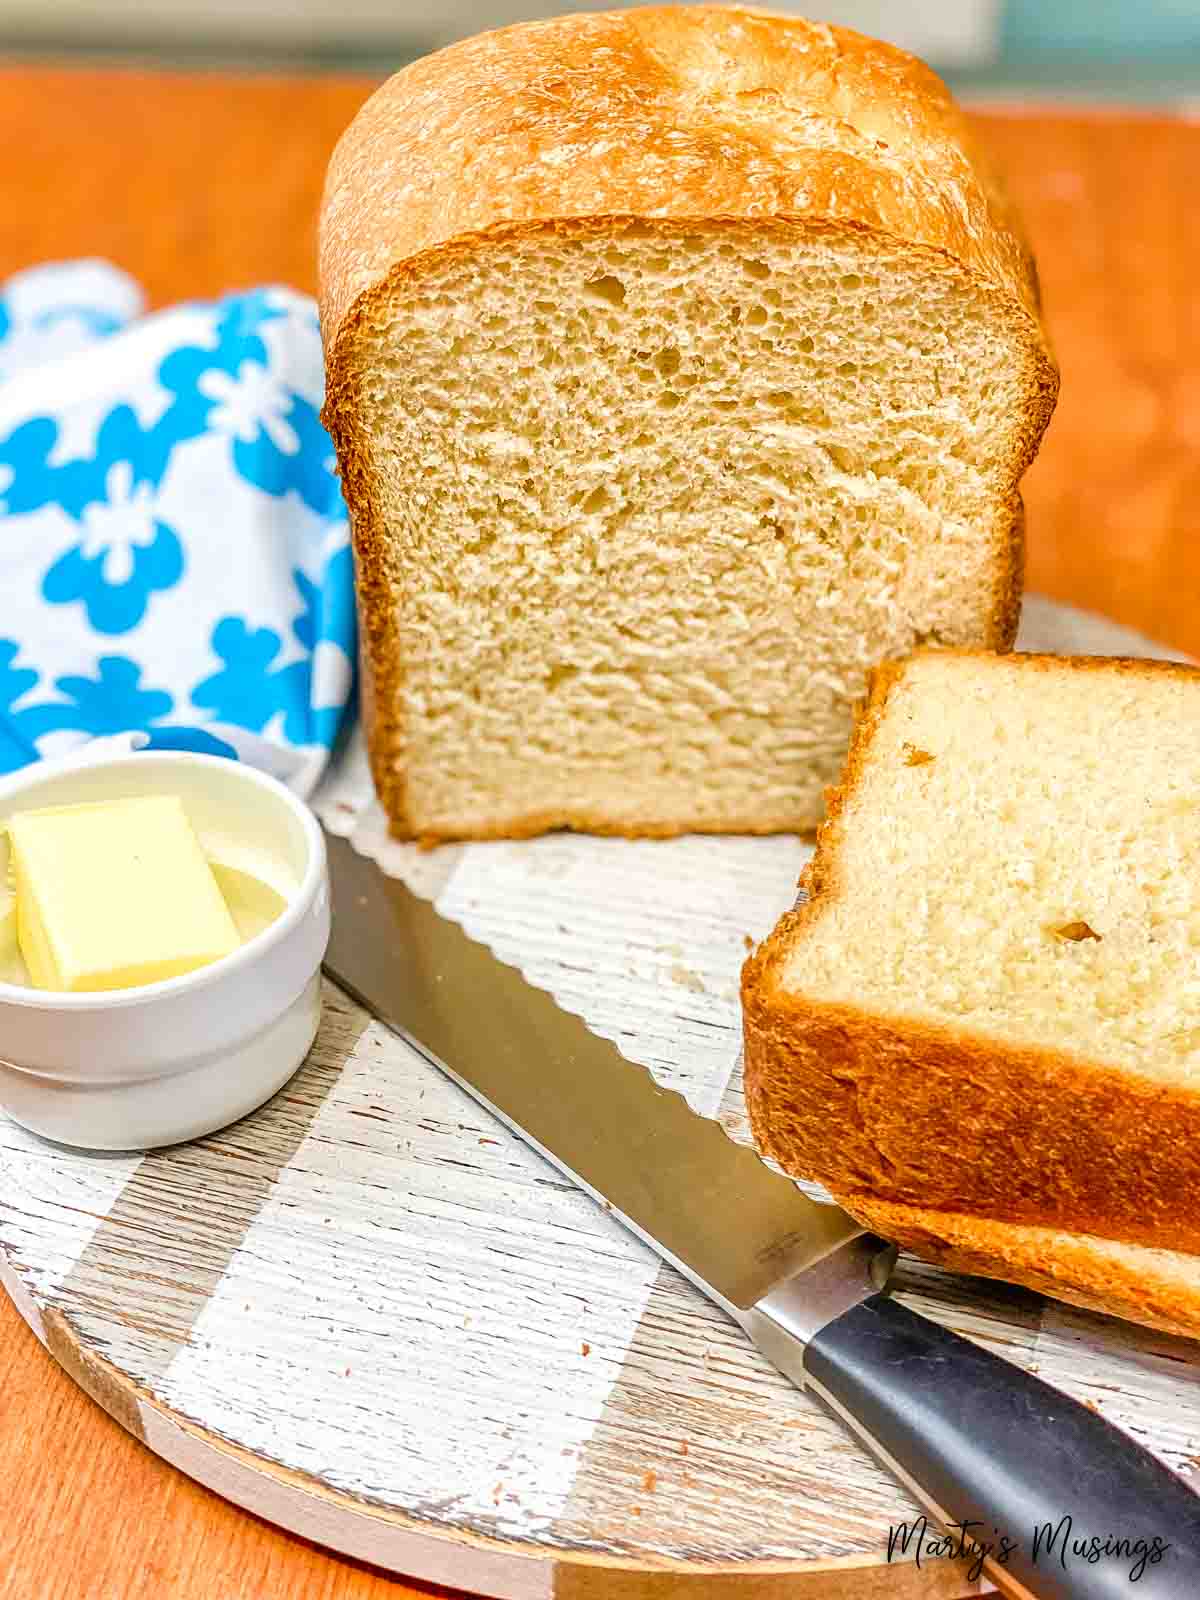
[820,1,1200,100]
[1003,0,1200,59]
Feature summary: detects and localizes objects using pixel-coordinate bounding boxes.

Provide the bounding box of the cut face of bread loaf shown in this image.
[321,6,1057,842]
[742,651,1200,1255]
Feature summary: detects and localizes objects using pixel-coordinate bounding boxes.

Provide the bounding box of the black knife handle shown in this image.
[804,1294,1200,1599]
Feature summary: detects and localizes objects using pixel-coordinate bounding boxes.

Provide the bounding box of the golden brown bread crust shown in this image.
[742,650,1200,1256]
[991,490,1026,651]
[411,803,826,852]
[837,1193,1200,1342]
[319,6,1057,841]
[319,6,1052,345]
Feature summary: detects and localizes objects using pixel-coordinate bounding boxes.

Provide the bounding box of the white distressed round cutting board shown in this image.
[3,598,1200,1600]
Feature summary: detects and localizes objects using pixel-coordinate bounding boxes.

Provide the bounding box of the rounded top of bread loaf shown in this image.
[319,5,1048,356]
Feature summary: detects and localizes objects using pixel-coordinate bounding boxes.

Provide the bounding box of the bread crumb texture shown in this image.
[784,653,1200,1081]
[321,7,1055,842]
[744,652,1200,1254]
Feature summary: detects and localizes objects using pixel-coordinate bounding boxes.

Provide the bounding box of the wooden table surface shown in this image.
[0,62,1197,1600]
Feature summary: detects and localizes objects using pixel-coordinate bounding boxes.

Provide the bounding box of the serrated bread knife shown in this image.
[323,831,1200,1599]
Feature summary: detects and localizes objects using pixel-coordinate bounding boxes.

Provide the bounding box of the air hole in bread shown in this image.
[580,485,615,515]
[584,273,626,306]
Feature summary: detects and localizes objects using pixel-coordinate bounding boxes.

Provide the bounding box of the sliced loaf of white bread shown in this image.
[743,651,1200,1256]
[320,6,1057,843]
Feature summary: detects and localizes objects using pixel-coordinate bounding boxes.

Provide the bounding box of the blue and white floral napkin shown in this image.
[0,261,355,795]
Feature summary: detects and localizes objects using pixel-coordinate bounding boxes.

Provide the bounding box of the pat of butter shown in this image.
[0,887,22,987]
[9,795,240,992]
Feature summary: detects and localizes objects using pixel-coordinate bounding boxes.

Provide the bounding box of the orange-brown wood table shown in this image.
[0,63,1197,1600]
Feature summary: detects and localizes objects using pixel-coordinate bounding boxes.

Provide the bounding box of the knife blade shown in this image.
[323,828,1200,1599]
[322,828,873,1312]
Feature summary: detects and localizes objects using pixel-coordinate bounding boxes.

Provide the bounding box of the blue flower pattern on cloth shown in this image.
[193,547,355,750]
[0,416,59,516]
[0,263,354,793]
[42,462,185,634]
[16,656,174,743]
[0,640,40,773]
[194,618,291,733]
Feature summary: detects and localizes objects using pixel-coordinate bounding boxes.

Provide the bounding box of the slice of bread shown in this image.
[320,6,1057,844]
[838,1193,1200,1341]
[742,651,1200,1254]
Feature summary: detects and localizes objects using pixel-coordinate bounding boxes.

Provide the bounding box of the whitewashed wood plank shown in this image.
[0,1117,141,1297]
[555,1261,903,1562]
[137,1400,556,1600]
[21,990,371,1389]
[0,1251,46,1343]
[155,993,663,1542]
[439,833,806,1116]
[1029,1303,1200,1478]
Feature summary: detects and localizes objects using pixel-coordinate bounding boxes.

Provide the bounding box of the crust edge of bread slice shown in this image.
[836,1191,1200,1342]
[742,650,1200,1258]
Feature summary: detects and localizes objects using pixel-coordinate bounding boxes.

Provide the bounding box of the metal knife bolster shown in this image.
[739,1232,896,1387]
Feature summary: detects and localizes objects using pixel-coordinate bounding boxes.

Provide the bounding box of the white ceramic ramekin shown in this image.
[0,750,329,1150]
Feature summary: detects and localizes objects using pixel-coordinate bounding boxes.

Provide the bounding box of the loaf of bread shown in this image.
[742,650,1200,1255]
[320,6,1058,843]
